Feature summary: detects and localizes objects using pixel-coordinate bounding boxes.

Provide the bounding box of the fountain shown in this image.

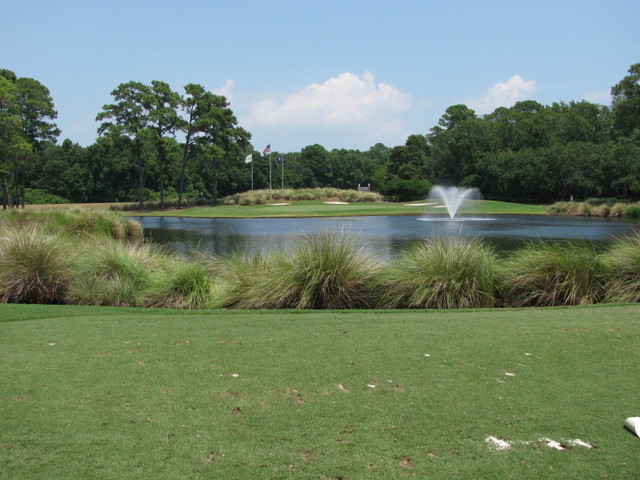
[428,186,478,219]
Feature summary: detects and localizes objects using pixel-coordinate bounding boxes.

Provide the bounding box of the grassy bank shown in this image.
[1,303,639,479]
[2,209,640,309]
[131,199,547,218]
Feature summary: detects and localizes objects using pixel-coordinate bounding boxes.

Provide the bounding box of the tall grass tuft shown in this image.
[0,226,75,304]
[66,239,161,307]
[602,233,640,303]
[221,232,379,309]
[145,254,220,309]
[221,188,382,205]
[0,208,140,241]
[373,238,497,309]
[217,252,277,308]
[497,242,606,307]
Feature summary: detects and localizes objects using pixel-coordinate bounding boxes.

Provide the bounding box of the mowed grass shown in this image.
[131,199,547,218]
[1,304,639,479]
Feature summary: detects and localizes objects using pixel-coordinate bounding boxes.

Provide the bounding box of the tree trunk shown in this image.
[210,154,218,204]
[178,133,192,209]
[134,140,144,208]
[158,138,166,210]
[2,177,10,210]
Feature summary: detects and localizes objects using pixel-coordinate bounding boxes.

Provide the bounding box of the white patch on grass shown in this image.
[324,201,349,204]
[540,438,566,450]
[505,372,515,377]
[485,436,512,450]
[567,439,594,449]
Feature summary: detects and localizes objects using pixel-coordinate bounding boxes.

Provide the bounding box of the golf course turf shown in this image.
[129,199,548,218]
[1,303,639,479]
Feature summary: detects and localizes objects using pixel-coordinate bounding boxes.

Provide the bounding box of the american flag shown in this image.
[262,144,271,155]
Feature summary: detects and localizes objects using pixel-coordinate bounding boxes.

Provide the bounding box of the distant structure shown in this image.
[357,183,371,193]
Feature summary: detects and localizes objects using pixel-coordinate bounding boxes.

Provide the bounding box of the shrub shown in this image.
[373,238,497,309]
[602,233,640,303]
[497,242,606,307]
[0,226,75,304]
[25,188,69,204]
[623,204,640,219]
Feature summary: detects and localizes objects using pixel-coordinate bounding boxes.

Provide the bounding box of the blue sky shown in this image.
[3,0,639,152]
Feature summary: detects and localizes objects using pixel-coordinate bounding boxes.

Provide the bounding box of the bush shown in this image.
[373,238,497,309]
[602,233,640,303]
[25,188,69,205]
[379,178,431,202]
[623,204,640,219]
[497,242,606,307]
[0,226,75,304]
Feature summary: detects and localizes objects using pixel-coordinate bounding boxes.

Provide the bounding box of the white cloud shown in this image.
[468,75,537,114]
[243,72,412,146]
[582,89,610,104]
[215,79,235,101]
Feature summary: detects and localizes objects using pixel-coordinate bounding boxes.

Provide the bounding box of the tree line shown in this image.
[2,63,639,208]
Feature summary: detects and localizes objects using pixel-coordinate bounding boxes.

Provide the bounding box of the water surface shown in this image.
[130,214,640,258]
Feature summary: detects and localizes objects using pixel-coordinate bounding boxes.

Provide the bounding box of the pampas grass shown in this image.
[374,238,497,309]
[497,242,606,307]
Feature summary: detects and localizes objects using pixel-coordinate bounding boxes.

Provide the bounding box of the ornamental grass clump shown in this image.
[66,239,161,307]
[217,252,282,308]
[602,233,640,303]
[0,226,75,304]
[497,241,606,307]
[145,254,220,309]
[221,232,379,309]
[374,238,497,309]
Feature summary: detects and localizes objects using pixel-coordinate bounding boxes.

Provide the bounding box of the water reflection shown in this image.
[130,215,640,259]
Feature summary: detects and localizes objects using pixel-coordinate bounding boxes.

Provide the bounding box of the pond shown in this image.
[129,214,640,258]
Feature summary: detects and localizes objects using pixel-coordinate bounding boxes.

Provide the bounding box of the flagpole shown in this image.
[269,144,272,190]
[281,154,284,189]
[251,154,254,191]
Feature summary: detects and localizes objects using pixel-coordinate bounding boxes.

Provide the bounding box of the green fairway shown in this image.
[1,303,639,479]
[129,199,547,218]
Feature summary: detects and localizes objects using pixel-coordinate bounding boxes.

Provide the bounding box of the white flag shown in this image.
[245,154,252,164]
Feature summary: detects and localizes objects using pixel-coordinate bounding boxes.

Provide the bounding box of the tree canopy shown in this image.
[3,63,640,206]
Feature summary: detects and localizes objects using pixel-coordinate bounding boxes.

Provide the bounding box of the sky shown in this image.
[2,0,639,153]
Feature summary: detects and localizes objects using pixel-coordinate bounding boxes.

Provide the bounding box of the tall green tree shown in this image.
[0,69,59,208]
[96,81,151,207]
[147,81,181,209]
[611,63,640,138]
[186,91,250,203]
